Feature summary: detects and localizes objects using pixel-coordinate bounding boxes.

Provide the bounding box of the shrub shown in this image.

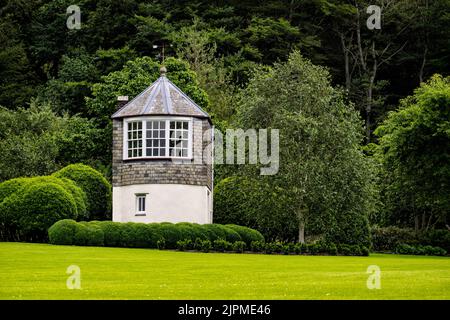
[73,222,104,246]
[204,224,241,243]
[307,244,319,255]
[193,238,203,251]
[232,241,246,253]
[0,177,29,203]
[98,221,123,247]
[371,226,418,251]
[177,239,192,251]
[225,224,265,246]
[213,239,231,252]
[359,245,370,256]
[200,239,212,253]
[48,219,79,245]
[250,241,265,252]
[1,182,78,241]
[28,176,88,220]
[420,229,450,252]
[293,243,303,254]
[53,163,111,220]
[157,238,166,250]
[395,243,447,256]
[265,242,283,254]
[158,223,183,249]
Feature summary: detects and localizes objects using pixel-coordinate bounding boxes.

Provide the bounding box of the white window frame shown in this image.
[135,193,147,215]
[123,117,193,160]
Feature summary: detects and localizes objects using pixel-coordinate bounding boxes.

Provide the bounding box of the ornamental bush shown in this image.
[0,178,29,203]
[225,224,264,246]
[48,219,79,245]
[1,182,77,241]
[47,220,264,251]
[28,176,87,220]
[53,163,111,220]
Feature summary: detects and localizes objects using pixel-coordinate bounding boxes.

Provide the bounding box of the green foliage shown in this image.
[176,239,193,251]
[232,241,246,253]
[0,178,29,203]
[250,241,265,253]
[0,104,101,181]
[374,75,450,229]
[371,226,418,252]
[214,176,296,241]
[53,163,111,220]
[200,239,212,253]
[48,219,79,245]
[395,244,447,256]
[225,224,264,246]
[237,51,375,246]
[1,182,77,241]
[213,239,231,252]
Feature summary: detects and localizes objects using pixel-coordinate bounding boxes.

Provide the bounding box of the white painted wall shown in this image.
[113,184,212,224]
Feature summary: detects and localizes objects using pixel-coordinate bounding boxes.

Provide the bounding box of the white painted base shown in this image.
[112,184,212,224]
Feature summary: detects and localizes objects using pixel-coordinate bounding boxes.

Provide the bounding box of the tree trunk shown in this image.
[414,215,419,232]
[340,33,351,91]
[419,46,427,83]
[297,207,308,243]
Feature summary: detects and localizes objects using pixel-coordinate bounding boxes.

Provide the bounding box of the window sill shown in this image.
[135,213,147,217]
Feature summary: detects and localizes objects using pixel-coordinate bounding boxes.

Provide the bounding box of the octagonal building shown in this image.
[111,67,213,224]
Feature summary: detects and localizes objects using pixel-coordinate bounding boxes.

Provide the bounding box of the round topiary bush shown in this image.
[53,163,111,220]
[28,176,88,220]
[1,182,78,241]
[96,221,123,247]
[158,223,183,249]
[48,219,79,245]
[225,224,265,246]
[0,177,30,204]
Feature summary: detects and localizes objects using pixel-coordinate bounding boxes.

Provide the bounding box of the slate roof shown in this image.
[111,70,210,120]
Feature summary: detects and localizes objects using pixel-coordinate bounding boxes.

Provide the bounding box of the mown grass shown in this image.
[0,242,449,299]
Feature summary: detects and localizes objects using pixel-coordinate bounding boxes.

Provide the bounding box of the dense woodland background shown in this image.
[0,0,449,243]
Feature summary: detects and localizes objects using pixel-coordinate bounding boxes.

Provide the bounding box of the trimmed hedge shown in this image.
[53,163,111,220]
[48,220,264,249]
[225,224,265,246]
[395,243,447,256]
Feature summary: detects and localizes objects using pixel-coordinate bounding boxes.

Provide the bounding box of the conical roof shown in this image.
[111,72,210,120]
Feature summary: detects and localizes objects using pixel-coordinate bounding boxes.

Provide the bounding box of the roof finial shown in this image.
[160,65,167,76]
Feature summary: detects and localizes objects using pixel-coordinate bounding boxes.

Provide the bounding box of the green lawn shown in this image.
[0,242,449,299]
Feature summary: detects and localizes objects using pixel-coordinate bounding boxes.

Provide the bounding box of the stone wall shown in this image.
[112,117,213,190]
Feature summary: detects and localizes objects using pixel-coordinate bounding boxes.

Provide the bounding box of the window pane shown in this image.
[152,149,158,156]
[160,139,166,147]
[182,141,188,148]
[160,148,166,156]
[183,122,188,130]
[160,121,165,129]
[182,149,187,157]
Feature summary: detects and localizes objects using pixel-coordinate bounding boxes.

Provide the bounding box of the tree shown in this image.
[237,51,375,245]
[374,74,450,230]
[0,103,100,182]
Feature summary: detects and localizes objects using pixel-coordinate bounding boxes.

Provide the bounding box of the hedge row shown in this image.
[371,226,450,252]
[48,220,265,249]
[0,164,111,242]
[394,244,447,256]
[176,239,370,256]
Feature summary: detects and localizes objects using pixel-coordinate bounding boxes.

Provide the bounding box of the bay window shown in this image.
[124,118,192,159]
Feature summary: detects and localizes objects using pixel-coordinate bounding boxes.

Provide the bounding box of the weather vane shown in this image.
[153,42,173,65]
